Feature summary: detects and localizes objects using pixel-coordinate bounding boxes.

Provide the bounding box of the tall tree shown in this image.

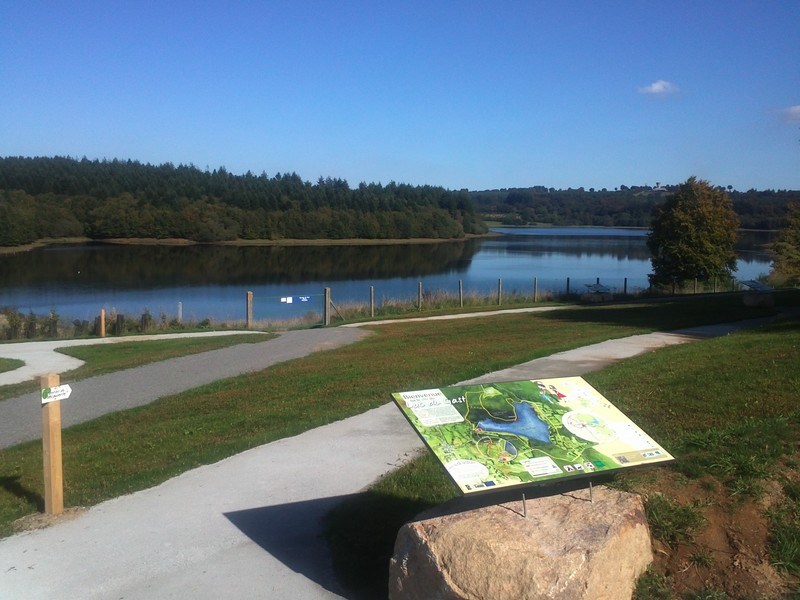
[769,202,800,285]
[647,177,740,284]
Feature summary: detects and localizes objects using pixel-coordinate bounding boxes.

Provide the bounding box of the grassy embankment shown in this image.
[0,293,798,598]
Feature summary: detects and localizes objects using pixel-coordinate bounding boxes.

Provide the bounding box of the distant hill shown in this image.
[470,185,797,229]
[0,156,486,246]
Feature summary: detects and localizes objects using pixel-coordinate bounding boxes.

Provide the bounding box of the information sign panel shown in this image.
[391,377,673,495]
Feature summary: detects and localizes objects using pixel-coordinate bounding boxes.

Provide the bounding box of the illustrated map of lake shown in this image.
[392,377,673,494]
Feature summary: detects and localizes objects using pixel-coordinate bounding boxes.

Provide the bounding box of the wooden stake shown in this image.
[245,291,254,329]
[40,373,64,516]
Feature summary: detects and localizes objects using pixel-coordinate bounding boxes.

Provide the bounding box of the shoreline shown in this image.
[0,225,774,255]
[0,233,500,255]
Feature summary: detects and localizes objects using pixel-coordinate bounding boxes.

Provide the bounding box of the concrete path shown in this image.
[0,318,770,599]
[0,330,273,387]
[0,328,369,450]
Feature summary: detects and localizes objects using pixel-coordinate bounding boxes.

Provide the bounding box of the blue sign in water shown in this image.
[0,228,775,322]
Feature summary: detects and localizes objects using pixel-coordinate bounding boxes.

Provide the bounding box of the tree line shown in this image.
[471,185,797,230]
[0,157,486,246]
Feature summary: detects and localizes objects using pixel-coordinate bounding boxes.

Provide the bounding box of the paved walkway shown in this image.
[0,328,369,450]
[0,330,274,387]
[0,317,772,599]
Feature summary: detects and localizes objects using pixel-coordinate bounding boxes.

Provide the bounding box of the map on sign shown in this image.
[391,377,673,495]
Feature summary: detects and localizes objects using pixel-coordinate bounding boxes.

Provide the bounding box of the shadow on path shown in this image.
[225,496,353,599]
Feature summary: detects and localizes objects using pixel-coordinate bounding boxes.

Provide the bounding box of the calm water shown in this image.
[0,228,774,322]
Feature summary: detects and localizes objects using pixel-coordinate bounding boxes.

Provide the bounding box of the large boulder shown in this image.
[389,485,652,600]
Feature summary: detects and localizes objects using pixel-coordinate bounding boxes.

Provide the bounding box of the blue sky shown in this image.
[2,1,798,191]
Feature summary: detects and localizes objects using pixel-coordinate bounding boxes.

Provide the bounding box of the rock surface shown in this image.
[389,485,652,600]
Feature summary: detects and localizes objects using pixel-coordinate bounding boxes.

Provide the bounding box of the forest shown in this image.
[0,157,485,246]
[471,185,797,230]
[1,157,797,247]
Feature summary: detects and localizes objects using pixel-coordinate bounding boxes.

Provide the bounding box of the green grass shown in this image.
[0,358,24,374]
[0,295,778,537]
[324,302,800,598]
[633,568,673,600]
[768,478,800,576]
[0,333,273,402]
[1,292,799,596]
[644,493,706,546]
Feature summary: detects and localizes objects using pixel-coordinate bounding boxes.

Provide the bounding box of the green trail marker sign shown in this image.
[391,376,673,495]
[41,384,72,404]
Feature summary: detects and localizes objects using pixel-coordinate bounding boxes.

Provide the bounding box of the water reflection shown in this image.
[0,241,482,288]
[0,228,775,321]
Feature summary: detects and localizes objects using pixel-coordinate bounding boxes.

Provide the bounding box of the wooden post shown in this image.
[369,286,375,318]
[533,277,538,302]
[40,374,64,516]
[99,309,106,338]
[323,287,331,326]
[713,277,717,293]
[623,277,628,296]
[245,291,253,329]
[694,278,698,294]
[418,281,423,311]
[497,278,502,305]
[177,302,183,323]
[459,279,463,308]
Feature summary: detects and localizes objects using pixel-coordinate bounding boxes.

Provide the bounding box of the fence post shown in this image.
[713,277,717,293]
[623,277,628,296]
[178,302,183,323]
[497,278,502,305]
[100,309,106,338]
[533,277,538,303]
[459,280,463,308]
[40,373,64,516]
[246,291,253,329]
[323,287,331,326]
[370,286,375,318]
[693,279,698,294]
[418,281,423,311]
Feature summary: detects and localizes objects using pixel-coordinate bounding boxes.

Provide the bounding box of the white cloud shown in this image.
[778,105,800,122]
[638,80,680,95]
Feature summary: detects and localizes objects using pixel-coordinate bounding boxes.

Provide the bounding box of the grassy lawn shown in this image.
[0,358,24,375]
[0,292,798,597]
[325,306,800,599]
[0,333,273,402]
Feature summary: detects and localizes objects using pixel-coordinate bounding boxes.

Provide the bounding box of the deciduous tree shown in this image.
[769,202,800,285]
[647,177,739,285]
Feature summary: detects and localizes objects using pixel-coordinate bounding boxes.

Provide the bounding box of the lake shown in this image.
[0,228,774,323]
